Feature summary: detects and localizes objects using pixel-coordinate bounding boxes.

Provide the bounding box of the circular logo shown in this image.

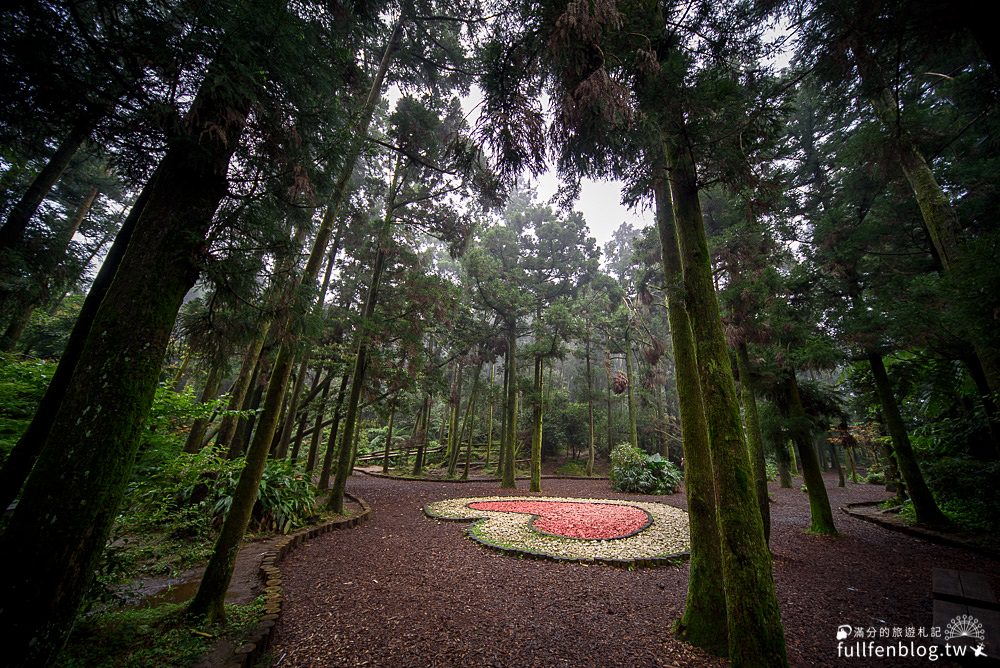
[945,614,985,642]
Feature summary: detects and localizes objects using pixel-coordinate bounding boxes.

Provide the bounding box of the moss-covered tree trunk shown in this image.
[736,343,771,544]
[0,3,274,652]
[775,440,793,488]
[413,393,431,475]
[460,364,483,478]
[0,109,102,254]
[485,362,494,467]
[853,44,1000,394]
[624,334,639,449]
[867,353,948,525]
[446,363,464,477]
[585,332,596,476]
[530,354,544,492]
[217,324,269,453]
[275,354,310,459]
[783,371,837,535]
[663,123,787,666]
[500,325,518,488]
[652,169,728,655]
[183,350,227,454]
[382,399,396,473]
[301,372,332,467]
[318,374,350,486]
[0,171,148,513]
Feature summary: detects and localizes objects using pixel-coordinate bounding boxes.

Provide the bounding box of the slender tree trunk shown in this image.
[0,1,273,649]
[501,325,517,488]
[653,168,728,655]
[830,442,845,487]
[485,362,494,468]
[775,440,793,488]
[782,371,837,534]
[663,120,787,665]
[530,354,544,492]
[183,350,227,454]
[867,353,948,525]
[460,364,483,478]
[853,44,1000,394]
[382,399,396,473]
[413,393,430,475]
[446,362,463,476]
[275,354,310,459]
[291,368,323,462]
[624,334,638,449]
[0,112,101,254]
[736,343,770,544]
[0,185,99,351]
[328,162,399,513]
[318,374,349,486]
[302,372,332,468]
[585,333,596,476]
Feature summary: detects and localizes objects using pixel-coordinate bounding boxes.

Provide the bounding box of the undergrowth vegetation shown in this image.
[609,443,682,495]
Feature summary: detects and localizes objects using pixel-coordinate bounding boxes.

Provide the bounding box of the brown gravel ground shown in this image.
[271,472,1000,667]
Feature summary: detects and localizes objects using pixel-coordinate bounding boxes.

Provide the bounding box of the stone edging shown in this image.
[221,492,373,668]
[357,469,610,483]
[840,501,1000,560]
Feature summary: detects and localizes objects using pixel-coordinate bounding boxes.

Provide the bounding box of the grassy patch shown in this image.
[56,598,264,668]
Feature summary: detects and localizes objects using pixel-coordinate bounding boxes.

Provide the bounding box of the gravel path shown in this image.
[272,473,999,667]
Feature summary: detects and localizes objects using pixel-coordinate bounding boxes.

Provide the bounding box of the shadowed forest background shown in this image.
[0,0,998,666]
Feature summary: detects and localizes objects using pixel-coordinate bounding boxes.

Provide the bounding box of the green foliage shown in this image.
[0,354,55,462]
[864,468,886,485]
[609,443,682,495]
[764,458,778,482]
[55,598,264,668]
[555,459,588,476]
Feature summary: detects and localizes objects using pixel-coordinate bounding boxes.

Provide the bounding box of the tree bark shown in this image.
[500,325,518,488]
[663,119,787,665]
[0,5,268,651]
[736,343,771,544]
[382,399,396,473]
[318,373,350,486]
[652,168,727,655]
[625,333,639,449]
[585,332,596,476]
[783,371,837,535]
[183,349,227,454]
[0,111,101,254]
[867,353,948,525]
[530,354,544,492]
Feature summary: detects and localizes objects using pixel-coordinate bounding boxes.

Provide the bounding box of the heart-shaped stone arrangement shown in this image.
[424,495,690,564]
[466,500,651,540]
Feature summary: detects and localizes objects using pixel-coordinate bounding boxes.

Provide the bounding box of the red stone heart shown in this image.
[466,500,651,540]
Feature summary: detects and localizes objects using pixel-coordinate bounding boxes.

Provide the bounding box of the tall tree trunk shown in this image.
[445,362,463,476]
[460,364,483,479]
[0,111,102,254]
[663,120,787,665]
[0,185,99,351]
[317,373,350,486]
[585,332,596,476]
[275,354,310,459]
[852,43,1000,394]
[867,353,948,525]
[413,393,431,475]
[625,334,639,449]
[183,350,227,454]
[328,160,400,513]
[382,399,396,473]
[782,371,837,534]
[736,343,771,545]
[500,325,518,488]
[0,2,272,651]
[301,371,331,467]
[485,362,494,468]
[652,168,728,655]
[830,442,845,488]
[0,173,149,513]
[530,354,544,492]
[775,440,793,488]
[290,368,324,462]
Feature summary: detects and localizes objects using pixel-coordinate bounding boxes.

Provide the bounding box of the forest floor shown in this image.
[268,471,1000,667]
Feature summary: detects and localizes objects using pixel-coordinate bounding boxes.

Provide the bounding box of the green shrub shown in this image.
[764,458,778,482]
[555,459,588,476]
[0,354,56,462]
[609,443,682,495]
[864,462,885,485]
